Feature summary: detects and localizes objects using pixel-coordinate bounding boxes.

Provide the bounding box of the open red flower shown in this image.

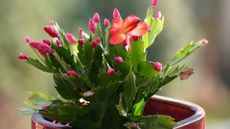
[109,13,149,49]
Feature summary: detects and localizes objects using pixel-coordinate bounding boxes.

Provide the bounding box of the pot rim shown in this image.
[32,95,205,129]
[152,95,205,129]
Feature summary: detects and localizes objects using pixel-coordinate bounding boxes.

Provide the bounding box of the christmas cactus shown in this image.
[19,0,208,129]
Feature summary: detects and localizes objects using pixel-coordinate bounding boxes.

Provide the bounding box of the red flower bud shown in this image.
[93,12,100,23]
[91,40,98,48]
[113,8,121,18]
[180,68,194,80]
[53,38,60,46]
[94,36,101,43]
[110,28,117,35]
[41,105,49,111]
[107,68,115,75]
[24,36,30,43]
[114,56,124,63]
[131,123,137,128]
[153,62,163,71]
[42,40,51,46]
[91,37,101,48]
[88,19,97,34]
[43,20,59,38]
[66,33,76,44]
[30,42,54,56]
[131,35,139,41]
[78,38,85,45]
[18,53,29,61]
[155,11,162,20]
[151,0,158,9]
[66,70,80,78]
[104,18,110,27]
[201,38,208,46]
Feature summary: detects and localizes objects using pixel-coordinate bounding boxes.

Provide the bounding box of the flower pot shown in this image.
[32,95,206,129]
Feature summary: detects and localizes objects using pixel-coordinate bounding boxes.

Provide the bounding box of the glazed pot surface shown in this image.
[32,95,206,129]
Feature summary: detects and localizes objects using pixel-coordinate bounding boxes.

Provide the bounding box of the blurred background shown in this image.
[0,0,229,128]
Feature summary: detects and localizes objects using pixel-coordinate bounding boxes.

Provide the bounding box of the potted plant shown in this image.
[19,0,208,129]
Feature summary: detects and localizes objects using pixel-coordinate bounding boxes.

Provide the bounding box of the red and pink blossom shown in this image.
[93,12,100,23]
[151,0,158,9]
[18,53,29,61]
[24,36,30,43]
[155,11,162,20]
[153,62,163,71]
[88,19,97,34]
[66,33,76,44]
[29,41,54,56]
[66,70,80,78]
[107,68,115,75]
[114,56,124,63]
[43,20,59,38]
[113,8,121,19]
[104,18,110,27]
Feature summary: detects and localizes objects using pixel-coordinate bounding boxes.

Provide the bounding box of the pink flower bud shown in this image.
[122,41,128,47]
[114,56,124,63]
[151,0,158,9]
[52,120,61,124]
[131,35,139,41]
[155,11,162,20]
[131,123,137,128]
[88,19,97,34]
[107,68,115,75]
[41,105,49,111]
[53,38,60,46]
[78,38,85,45]
[18,53,29,61]
[30,42,54,56]
[153,62,163,71]
[66,33,76,44]
[24,36,30,43]
[79,28,84,38]
[43,20,59,38]
[42,40,51,46]
[110,28,117,35]
[180,68,194,80]
[66,70,80,78]
[201,38,208,46]
[94,37,101,43]
[104,18,110,27]
[93,12,100,23]
[113,8,121,18]
[91,40,98,48]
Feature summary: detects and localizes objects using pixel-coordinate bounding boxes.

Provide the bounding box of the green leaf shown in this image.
[26,58,57,73]
[160,65,187,86]
[132,98,145,116]
[78,39,93,67]
[48,54,65,72]
[89,46,103,83]
[51,44,74,66]
[53,74,77,100]
[24,92,54,109]
[139,115,176,129]
[122,72,137,110]
[18,108,34,115]
[168,40,203,66]
[137,61,157,77]
[143,8,164,49]
[129,40,146,70]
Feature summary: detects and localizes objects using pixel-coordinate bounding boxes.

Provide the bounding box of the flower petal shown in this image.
[123,14,140,33]
[128,22,149,36]
[112,17,123,29]
[109,33,126,45]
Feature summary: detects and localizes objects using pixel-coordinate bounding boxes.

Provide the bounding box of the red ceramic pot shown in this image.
[32,95,206,129]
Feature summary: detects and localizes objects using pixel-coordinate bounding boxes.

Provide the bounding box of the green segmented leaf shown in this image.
[139,115,176,129]
[168,40,203,66]
[26,58,57,73]
[143,7,164,50]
